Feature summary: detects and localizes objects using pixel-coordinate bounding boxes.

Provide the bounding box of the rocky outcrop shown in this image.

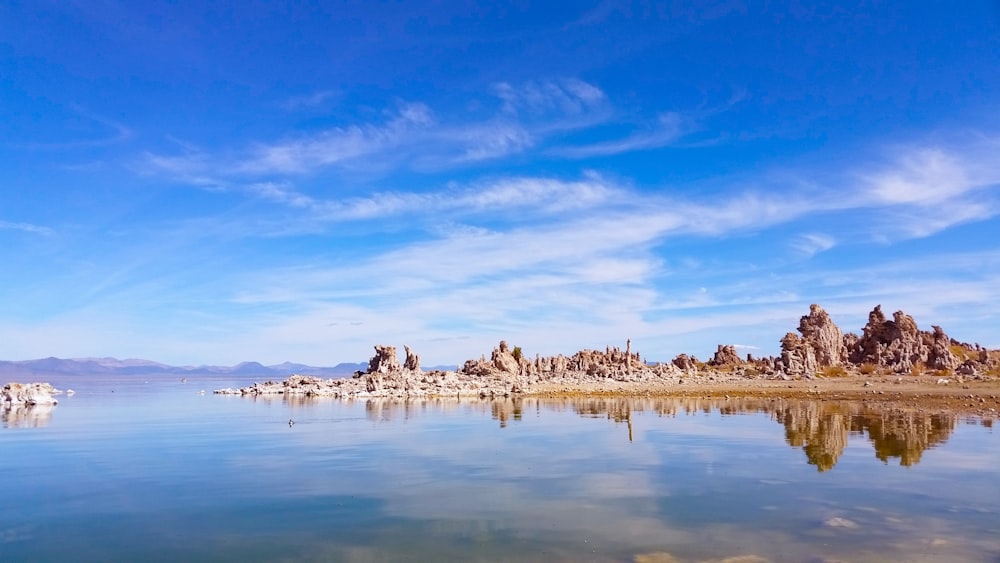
[216,304,997,398]
[220,343,527,399]
[367,345,402,375]
[403,345,421,372]
[780,304,846,375]
[218,339,687,398]
[711,345,742,366]
[798,304,847,366]
[492,340,521,375]
[927,326,960,371]
[672,354,697,371]
[780,332,817,376]
[847,306,961,373]
[2,382,60,406]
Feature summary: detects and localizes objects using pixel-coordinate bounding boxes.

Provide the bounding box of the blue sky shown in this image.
[2,1,999,366]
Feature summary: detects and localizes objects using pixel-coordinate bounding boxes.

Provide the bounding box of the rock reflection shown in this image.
[772,402,958,470]
[242,393,981,471]
[2,404,55,428]
[561,397,965,471]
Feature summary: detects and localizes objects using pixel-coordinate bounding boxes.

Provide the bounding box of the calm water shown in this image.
[2,376,998,562]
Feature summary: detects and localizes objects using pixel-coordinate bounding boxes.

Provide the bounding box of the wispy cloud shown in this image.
[280,90,338,110]
[552,112,689,158]
[239,102,435,174]
[792,233,836,257]
[493,78,607,115]
[140,79,700,180]
[0,220,54,236]
[860,142,1000,238]
[868,148,974,205]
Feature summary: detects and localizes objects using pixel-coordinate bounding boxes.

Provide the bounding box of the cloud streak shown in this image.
[0,220,54,236]
[139,79,708,182]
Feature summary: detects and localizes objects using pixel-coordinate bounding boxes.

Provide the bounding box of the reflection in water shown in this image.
[229,393,981,471]
[2,404,55,428]
[4,387,997,563]
[561,397,963,471]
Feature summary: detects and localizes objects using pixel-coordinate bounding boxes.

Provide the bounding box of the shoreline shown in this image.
[525,375,1000,416]
[215,373,1000,418]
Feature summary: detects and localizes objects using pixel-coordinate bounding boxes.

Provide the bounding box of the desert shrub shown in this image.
[859,363,878,375]
[512,346,523,363]
[934,368,954,378]
[949,345,974,362]
[909,361,926,377]
[822,365,848,378]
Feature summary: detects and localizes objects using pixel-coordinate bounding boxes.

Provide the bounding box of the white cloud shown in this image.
[246,182,315,208]
[868,149,970,205]
[859,142,1000,238]
[493,78,607,115]
[239,102,434,174]
[553,112,689,158]
[0,220,54,236]
[281,90,338,110]
[792,233,836,257]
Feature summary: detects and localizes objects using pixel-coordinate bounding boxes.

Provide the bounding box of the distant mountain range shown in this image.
[0,357,369,378]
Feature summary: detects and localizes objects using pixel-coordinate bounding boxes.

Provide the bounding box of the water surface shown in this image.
[2,376,998,562]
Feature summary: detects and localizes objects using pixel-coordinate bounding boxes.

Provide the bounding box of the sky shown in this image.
[2,1,999,367]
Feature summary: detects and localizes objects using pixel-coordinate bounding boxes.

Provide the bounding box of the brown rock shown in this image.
[672,354,696,371]
[492,340,520,375]
[779,304,847,375]
[847,305,961,373]
[368,345,402,375]
[711,345,742,366]
[403,345,421,372]
[798,304,847,366]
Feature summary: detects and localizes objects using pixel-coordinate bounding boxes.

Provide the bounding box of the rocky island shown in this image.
[215,304,1000,416]
[2,382,61,407]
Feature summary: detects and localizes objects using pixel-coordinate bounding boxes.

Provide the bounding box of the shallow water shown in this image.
[2,376,998,562]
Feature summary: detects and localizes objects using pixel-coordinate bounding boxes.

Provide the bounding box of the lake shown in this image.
[2,376,998,562]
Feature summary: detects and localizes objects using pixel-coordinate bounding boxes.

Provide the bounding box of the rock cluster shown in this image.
[776,304,994,376]
[2,382,60,406]
[779,304,846,375]
[218,339,685,399]
[848,306,959,372]
[215,303,999,399]
[711,345,742,367]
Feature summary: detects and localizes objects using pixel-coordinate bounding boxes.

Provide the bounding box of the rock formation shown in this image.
[216,303,998,398]
[780,304,845,375]
[671,354,697,371]
[403,345,421,373]
[848,306,960,373]
[367,345,402,375]
[710,345,742,367]
[2,382,60,406]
